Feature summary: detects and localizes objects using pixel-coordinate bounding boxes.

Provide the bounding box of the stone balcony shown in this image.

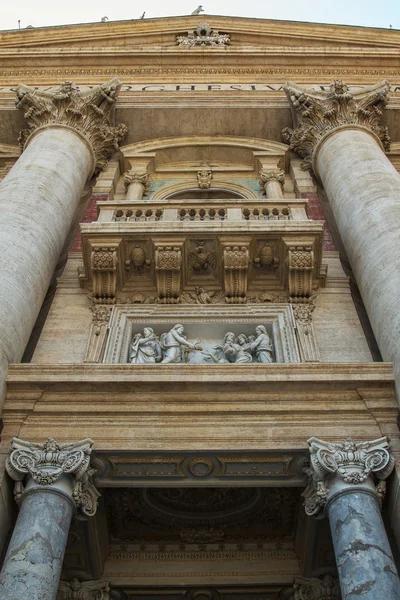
[80,198,325,304]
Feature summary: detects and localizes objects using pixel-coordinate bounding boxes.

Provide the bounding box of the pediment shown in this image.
[0,15,399,51]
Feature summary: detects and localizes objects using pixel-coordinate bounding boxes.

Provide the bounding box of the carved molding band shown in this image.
[282,79,391,172]
[57,579,110,600]
[6,437,100,516]
[303,437,394,517]
[16,79,127,173]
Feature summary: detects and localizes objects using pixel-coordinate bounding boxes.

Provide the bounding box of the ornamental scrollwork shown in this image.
[282,79,391,172]
[292,575,341,600]
[303,437,394,517]
[15,79,127,173]
[177,22,230,47]
[57,578,110,600]
[6,437,100,517]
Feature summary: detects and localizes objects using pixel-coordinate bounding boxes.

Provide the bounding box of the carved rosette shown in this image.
[91,246,118,304]
[123,170,150,195]
[288,246,314,299]
[57,578,110,600]
[155,244,183,303]
[282,79,391,172]
[16,79,127,173]
[223,245,250,303]
[293,575,341,600]
[259,169,285,194]
[303,437,394,517]
[6,437,100,517]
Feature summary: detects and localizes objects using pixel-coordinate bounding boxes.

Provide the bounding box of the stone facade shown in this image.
[0,13,400,600]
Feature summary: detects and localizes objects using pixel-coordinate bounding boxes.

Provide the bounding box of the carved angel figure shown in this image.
[129,327,162,364]
[160,324,202,363]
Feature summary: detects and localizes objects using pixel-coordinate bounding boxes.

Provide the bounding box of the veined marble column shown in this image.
[259,169,285,198]
[304,437,400,599]
[123,170,149,201]
[283,80,400,396]
[0,80,127,407]
[0,437,99,600]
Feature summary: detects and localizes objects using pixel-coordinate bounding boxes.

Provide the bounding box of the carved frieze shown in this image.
[57,579,110,600]
[90,246,118,304]
[177,22,230,47]
[303,437,394,517]
[283,79,391,172]
[222,244,250,303]
[155,243,183,303]
[288,246,314,299]
[15,80,127,173]
[292,576,341,600]
[6,437,100,516]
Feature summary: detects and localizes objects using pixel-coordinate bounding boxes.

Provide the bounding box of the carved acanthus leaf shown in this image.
[57,578,110,600]
[259,169,285,193]
[6,437,99,516]
[303,437,394,516]
[16,79,127,173]
[283,79,391,171]
[293,575,341,600]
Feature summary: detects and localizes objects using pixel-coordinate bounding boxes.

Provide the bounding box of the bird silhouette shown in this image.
[191,5,204,15]
[101,16,109,22]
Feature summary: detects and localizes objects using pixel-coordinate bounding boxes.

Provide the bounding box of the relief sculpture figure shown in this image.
[160,324,202,363]
[245,325,274,363]
[204,331,252,363]
[130,327,162,364]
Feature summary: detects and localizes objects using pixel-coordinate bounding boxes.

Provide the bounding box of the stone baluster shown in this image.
[259,169,285,198]
[0,80,127,408]
[283,80,400,398]
[57,578,110,600]
[123,170,149,201]
[0,437,99,600]
[303,437,400,599]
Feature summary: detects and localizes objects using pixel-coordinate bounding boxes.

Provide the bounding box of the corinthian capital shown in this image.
[282,80,391,171]
[16,80,127,173]
[57,578,110,600]
[303,437,394,516]
[293,576,341,600]
[123,169,150,192]
[259,169,285,186]
[6,437,100,516]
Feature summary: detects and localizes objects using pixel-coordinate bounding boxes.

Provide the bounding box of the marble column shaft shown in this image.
[304,436,400,600]
[0,80,125,408]
[0,437,99,600]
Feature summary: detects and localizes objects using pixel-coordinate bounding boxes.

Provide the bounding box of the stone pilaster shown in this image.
[0,80,126,408]
[303,437,400,600]
[57,578,110,600]
[259,169,285,198]
[124,169,150,201]
[283,80,400,402]
[0,438,99,600]
[292,575,341,599]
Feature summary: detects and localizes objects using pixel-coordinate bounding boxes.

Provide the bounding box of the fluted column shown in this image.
[0,437,99,600]
[0,81,126,407]
[123,170,149,201]
[283,80,400,397]
[259,169,285,198]
[304,437,400,600]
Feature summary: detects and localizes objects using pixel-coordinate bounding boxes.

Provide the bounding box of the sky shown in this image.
[1,0,400,32]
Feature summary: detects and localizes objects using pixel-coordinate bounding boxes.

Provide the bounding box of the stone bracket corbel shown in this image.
[85,304,113,363]
[90,242,122,304]
[287,245,314,299]
[221,240,250,303]
[291,301,320,362]
[154,240,184,303]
